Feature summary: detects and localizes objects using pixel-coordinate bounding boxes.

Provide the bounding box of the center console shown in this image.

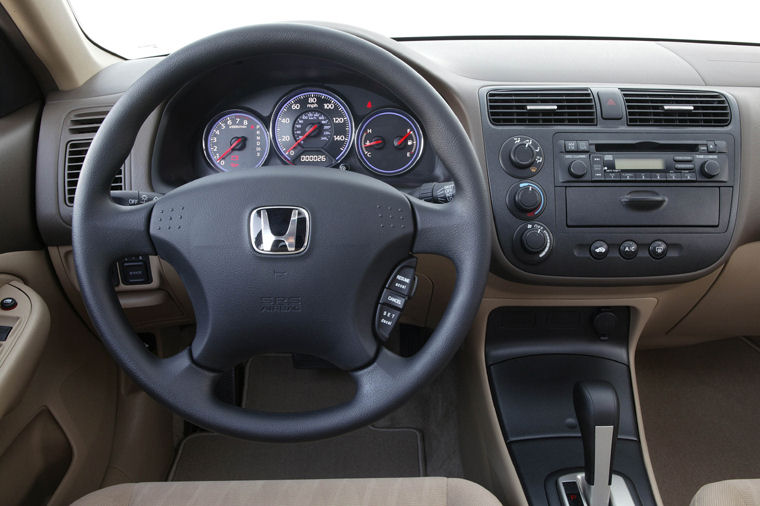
[480,87,741,281]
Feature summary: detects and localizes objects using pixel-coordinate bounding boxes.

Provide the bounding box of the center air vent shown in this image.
[64,140,124,206]
[621,90,730,127]
[67,109,109,135]
[487,89,597,125]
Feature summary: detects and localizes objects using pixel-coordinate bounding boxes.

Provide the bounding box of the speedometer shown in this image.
[271,89,353,166]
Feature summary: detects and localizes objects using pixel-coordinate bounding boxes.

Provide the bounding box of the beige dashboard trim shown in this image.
[1,0,118,90]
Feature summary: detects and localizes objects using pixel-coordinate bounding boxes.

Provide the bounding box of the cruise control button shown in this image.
[387,267,416,297]
[619,240,638,260]
[380,289,406,310]
[590,241,609,260]
[649,240,668,259]
[375,305,402,342]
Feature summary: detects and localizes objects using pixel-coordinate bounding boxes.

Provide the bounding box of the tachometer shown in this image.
[357,109,423,176]
[204,110,270,171]
[271,89,353,166]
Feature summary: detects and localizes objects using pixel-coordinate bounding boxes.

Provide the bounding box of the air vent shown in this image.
[67,109,109,135]
[64,140,124,206]
[622,90,730,127]
[487,89,597,125]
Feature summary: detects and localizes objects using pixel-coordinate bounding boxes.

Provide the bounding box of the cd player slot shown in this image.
[593,142,700,152]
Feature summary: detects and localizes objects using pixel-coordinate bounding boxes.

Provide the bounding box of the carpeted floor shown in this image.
[637,337,760,506]
[170,354,463,481]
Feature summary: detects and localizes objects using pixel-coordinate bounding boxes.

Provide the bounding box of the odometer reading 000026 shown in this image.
[272,89,353,167]
[204,110,270,171]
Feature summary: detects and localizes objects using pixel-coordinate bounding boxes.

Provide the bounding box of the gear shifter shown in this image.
[573,381,619,506]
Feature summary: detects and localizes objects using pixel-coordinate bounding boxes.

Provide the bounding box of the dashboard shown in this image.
[33,31,760,291]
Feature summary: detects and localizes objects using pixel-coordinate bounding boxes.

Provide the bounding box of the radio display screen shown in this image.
[615,158,666,171]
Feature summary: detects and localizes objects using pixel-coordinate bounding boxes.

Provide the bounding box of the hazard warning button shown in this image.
[598,89,624,120]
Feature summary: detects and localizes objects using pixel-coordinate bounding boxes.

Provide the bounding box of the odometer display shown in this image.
[272,89,353,166]
[204,110,269,171]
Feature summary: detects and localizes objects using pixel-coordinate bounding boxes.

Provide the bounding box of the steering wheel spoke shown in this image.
[410,198,472,264]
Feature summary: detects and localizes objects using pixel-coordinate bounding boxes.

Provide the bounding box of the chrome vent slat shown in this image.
[621,90,730,127]
[64,139,124,206]
[487,89,596,125]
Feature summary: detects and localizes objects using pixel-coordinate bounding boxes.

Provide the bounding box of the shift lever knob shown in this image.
[573,381,620,506]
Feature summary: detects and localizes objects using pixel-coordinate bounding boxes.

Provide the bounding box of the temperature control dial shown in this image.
[499,136,544,177]
[513,222,553,264]
[506,181,546,219]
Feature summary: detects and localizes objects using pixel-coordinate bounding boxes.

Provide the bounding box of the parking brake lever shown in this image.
[573,381,619,506]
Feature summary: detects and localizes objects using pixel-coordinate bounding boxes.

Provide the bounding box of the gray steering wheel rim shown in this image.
[72,23,491,441]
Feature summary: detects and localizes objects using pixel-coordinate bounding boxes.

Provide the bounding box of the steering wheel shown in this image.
[72,24,490,441]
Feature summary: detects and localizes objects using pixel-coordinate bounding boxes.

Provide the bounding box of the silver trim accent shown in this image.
[249,206,310,255]
[583,425,614,506]
[526,104,558,111]
[557,473,636,506]
[662,105,695,111]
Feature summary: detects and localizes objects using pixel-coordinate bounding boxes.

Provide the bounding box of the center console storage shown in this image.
[486,307,656,505]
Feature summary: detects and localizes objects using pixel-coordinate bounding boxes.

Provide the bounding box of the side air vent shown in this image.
[487,89,597,125]
[621,90,731,127]
[64,140,124,206]
[67,109,109,135]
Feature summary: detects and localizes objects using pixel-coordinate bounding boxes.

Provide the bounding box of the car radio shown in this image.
[556,138,730,183]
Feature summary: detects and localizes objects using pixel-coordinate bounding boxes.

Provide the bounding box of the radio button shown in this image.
[667,173,682,181]
[591,154,603,166]
[652,173,667,182]
[674,163,696,170]
[621,173,636,181]
[701,159,721,178]
[590,241,609,260]
[619,240,638,260]
[577,140,590,152]
[565,140,578,152]
[707,141,717,153]
[698,144,708,153]
[673,156,694,162]
[569,159,589,178]
[649,240,668,260]
[592,170,605,181]
[683,173,697,181]
[604,172,620,180]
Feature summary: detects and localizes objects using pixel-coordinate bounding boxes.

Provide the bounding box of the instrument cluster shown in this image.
[202,87,424,177]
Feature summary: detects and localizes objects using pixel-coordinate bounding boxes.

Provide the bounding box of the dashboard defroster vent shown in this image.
[621,90,730,127]
[64,140,124,206]
[67,109,109,135]
[487,89,597,125]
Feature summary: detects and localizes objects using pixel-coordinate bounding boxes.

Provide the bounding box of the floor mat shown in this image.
[637,338,760,506]
[170,354,465,481]
[169,427,423,481]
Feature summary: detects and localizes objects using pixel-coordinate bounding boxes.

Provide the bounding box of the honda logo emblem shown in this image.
[250,207,310,255]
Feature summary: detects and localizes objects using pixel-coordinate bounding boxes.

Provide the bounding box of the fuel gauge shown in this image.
[357,109,423,176]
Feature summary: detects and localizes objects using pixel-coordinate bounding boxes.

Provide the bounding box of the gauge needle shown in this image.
[285,124,319,154]
[394,131,412,147]
[216,137,244,162]
[363,139,384,147]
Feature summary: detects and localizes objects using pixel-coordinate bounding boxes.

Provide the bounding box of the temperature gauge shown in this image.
[357,109,423,176]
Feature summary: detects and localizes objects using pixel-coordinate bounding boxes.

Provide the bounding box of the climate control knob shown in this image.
[568,159,589,178]
[499,136,544,177]
[522,227,548,253]
[515,185,542,212]
[513,222,553,264]
[701,159,721,178]
[510,142,539,169]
